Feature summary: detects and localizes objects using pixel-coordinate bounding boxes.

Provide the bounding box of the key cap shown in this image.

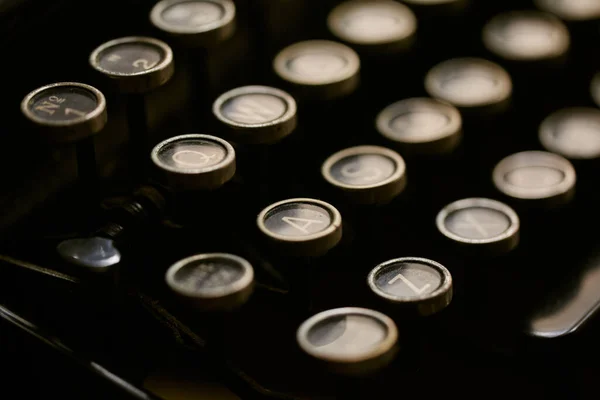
[539,107,600,160]
[321,145,407,205]
[21,82,107,182]
[436,198,520,255]
[367,257,453,317]
[327,0,417,55]
[165,253,254,311]
[150,0,236,48]
[492,151,576,208]
[534,0,600,22]
[376,97,463,155]
[296,307,399,376]
[257,198,342,257]
[213,85,297,145]
[56,237,121,273]
[425,57,512,116]
[151,134,235,191]
[273,40,360,102]
[89,36,174,173]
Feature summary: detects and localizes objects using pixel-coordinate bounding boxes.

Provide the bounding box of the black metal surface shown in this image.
[3,0,600,399]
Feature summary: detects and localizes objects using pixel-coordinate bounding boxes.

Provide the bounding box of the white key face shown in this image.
[173,260,244,292]
[542,110,600,159]
[162,1,224,27]
[390,111,450,141]
[505,166,565,189]
[329,153,396,186]
[221,93,287,124]
[537,0,600,20]
[486,13,568,59]
[289,53,348,81]
[441,70,500,105]
[445,207,510,240]
[307,315,387,358]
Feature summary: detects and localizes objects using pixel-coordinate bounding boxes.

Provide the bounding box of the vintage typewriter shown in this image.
[2,0,600,398]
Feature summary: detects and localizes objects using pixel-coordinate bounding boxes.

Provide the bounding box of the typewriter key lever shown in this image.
[21,82,107,182]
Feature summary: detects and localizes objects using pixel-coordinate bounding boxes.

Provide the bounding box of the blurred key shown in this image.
[90,36,174,174]
[296,307,399,376]
[21,82,107,184]
[376,97,463,156]
[493,151,576,209]
[165,253,254,311]
[539,108,600,160]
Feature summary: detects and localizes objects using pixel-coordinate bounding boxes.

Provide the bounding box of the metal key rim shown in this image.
[367,257,452,303]
[89,36,174,78]
[257,198,342,244]
[21,82,106,128]
[436,198,520,245]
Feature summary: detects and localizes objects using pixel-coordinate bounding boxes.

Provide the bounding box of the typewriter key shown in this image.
[534,0,600,21]
[482,11,570,62]
[368,257,452,316]
[90,36,174,93]
[327,0,417,54]
[150,0,236,47]
[257,198,342,257]
[90,36,174,172]
[151,134,235,191]
[424,57,512,114]
[376,97,462,155]
[21,82,107,181]
[297,307,398,375]
[321,146,407,205]
[436,198,520,254]
[591,72,600,108]
[539,108,600,160]
[213,85,297,144]
[165,253,254,311]
[273,40,360,101]
[493,151,576,207]
[57,237,121,272]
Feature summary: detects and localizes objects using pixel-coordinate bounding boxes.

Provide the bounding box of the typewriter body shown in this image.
[2,0,600,399]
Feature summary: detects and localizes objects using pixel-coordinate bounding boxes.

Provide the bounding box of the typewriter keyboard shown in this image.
[3,0,600,398]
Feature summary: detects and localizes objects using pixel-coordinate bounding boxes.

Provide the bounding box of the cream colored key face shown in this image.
[534,0,600,21]
[297,308,398,375]
[539,108,600,159]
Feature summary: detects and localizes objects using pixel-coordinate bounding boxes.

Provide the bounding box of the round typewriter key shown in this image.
[297,307,398,375]
[534,0,600,21]
[57,237,121,272]
[321,146,407,205]
[376,97,462,154]
[327,0,417,53]
[483,11,570,62]
[150,0,236,47]
[493,151,576,206]
[21,82,107,180]
[591,72,600,108]
[257,198,342,256]
[151,134,236,191]
[165,253,254,311]
[273,40,360,101]
[539,107,600,160]
[213,85,297,144]
[425,58,512,113]
[368,257,452,316]
[436,198,520,254]
[90,36,174,93]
